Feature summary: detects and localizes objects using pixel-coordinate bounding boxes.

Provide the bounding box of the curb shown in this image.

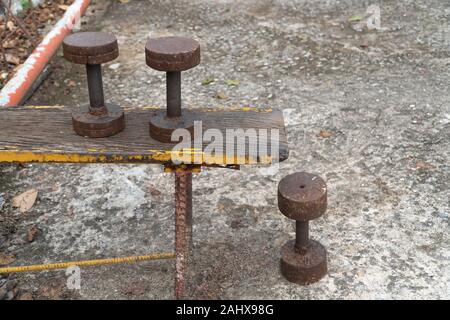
[0,0,91,107]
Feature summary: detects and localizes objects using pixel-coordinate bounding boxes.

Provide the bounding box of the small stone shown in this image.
[318,130,333,138]
[109,63,121,70]
[6,21,14,31]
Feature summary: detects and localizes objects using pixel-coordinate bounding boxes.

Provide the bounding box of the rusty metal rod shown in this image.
[174,168,190,299]
[166,71,181,118]
[185,171,193,246]
[295,221,309,251]
[86,64,105,110]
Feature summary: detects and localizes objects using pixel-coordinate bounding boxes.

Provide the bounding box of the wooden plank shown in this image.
[0,106,288,165]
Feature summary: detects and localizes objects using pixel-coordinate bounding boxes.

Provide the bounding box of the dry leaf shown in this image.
[27,226,39,243]
[416,161,434,170]
[58,5,69,11]
[2,39,17,49]
[319,130,333,138]
[216,91,228,100]
[6,21,15,31]
[12,189,38,213]
[0,252,16,265]
[148,185,161,196]
[119,0,131,3]
[5,53,21,65]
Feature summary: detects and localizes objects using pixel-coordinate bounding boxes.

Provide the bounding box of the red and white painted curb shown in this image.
[0,0,91,107]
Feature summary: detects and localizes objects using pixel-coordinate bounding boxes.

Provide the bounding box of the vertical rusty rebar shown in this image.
[174,168,191,299]
[185,171,193,246]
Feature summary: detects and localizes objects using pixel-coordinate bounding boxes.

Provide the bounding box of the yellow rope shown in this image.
[0,252,175,274]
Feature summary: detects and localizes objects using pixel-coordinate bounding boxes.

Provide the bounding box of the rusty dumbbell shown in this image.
[63,32,125,138]
[278,172,328,285]
[145,36,200,142]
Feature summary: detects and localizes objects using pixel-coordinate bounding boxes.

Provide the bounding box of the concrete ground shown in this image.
[1,0,449,299]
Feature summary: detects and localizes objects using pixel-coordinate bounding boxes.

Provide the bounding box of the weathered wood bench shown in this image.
[0,106,288,165]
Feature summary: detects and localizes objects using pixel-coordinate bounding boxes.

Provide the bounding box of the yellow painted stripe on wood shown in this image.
[0,151,174,163]
[0,151,271,164]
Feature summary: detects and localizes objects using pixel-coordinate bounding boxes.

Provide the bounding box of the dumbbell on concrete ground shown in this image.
[63,32,125,138]
[278,172,328,285]
[145,36,200,143]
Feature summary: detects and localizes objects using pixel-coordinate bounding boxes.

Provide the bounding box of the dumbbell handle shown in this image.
[295,221,309,251]
[86,64,105,111]
[166,71,181,118]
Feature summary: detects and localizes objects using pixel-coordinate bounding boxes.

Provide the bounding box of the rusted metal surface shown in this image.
[86,64,105,110]
[164,164,202,173]
[295,220,309,252]
[185,171,193,247]
[145,36,200,72]
[63,32,125,138]
[280,239,327,285]
[145,36,200,118]
[146,36,201,142]
[72,103,125,138]
[278,172,328,285]
[62,31,119,65]
[166,71,181,118]
[174,167,192,299]
[149,109,195,143]
[278,172,327,221]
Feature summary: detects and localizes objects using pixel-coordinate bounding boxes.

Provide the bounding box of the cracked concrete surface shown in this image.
[0,0,449,299]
